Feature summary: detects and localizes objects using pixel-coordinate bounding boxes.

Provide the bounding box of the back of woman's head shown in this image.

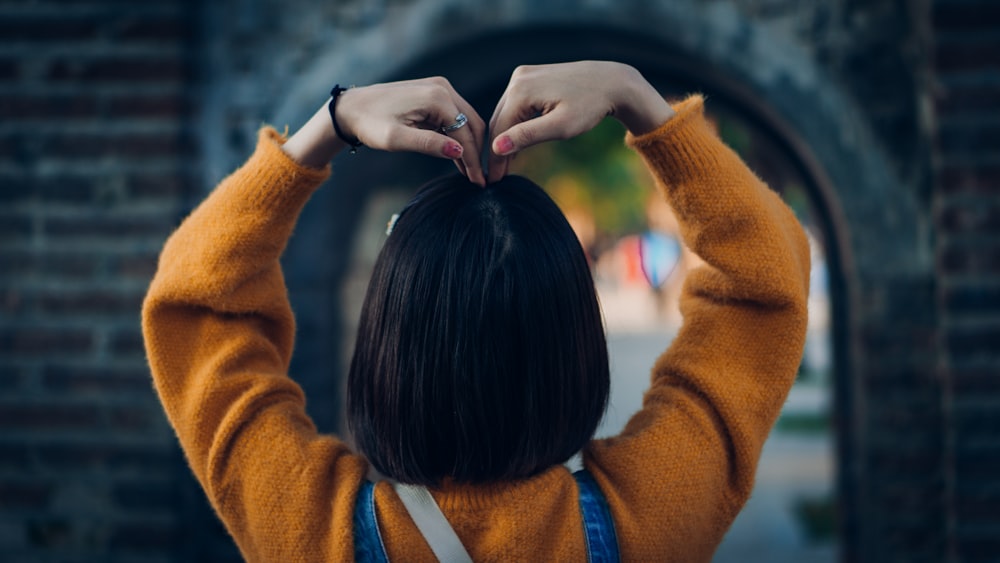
[347,173,608,486]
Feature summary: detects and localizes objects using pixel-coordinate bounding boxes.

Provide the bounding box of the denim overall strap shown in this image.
[573,470,621,563]
[353,481,390,563]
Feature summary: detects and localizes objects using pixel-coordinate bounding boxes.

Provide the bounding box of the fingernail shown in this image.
[444,142,463,158]
[495,136,514,155]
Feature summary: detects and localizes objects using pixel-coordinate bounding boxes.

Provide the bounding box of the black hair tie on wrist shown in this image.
[329,84,364,154]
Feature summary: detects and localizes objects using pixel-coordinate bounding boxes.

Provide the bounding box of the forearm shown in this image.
[281,101,348,168]
[585,97,809,558]
[613,65,676,136]
[627,94,810,488]
[142,128,329,477]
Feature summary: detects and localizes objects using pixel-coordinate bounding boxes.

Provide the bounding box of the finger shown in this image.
[446,119,485,186]
[491,105,576,156]
[487,154,510,184]
[385,125,464,160]
[442,88,487,186]
[487,96,511,183]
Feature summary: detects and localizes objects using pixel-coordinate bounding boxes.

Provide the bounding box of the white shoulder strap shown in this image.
[392,482,474,563]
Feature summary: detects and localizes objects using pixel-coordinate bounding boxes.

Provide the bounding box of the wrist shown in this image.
[614,67,675,135]
[330,85,364,152]
[281,103,346,168]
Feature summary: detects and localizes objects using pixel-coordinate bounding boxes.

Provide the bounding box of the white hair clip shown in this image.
[386,213,401,236]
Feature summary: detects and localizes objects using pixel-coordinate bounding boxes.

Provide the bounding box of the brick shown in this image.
[946,322,1000,358]
[935,83,1000,115]
[867,401,943,435]
[0,443,31,469]
[109,405,159,432]
[0,402,101,431]
[25,518,71,549]
[0,250,100,280]
[0,58,18,80]
[34,131,192,160]
[868,448,944,480]
[0,480,51,509]
[954,442,1000,479]
[0,94,100,119]
[934,37,1000,74]
[109,521,178,550]
[44,214,174,239]
[35,441,173,474]
[939,240,1000,274]
[0,180,34,204]
[954,407,1000,444]
[861,324,938,355]
[933,2,1000,33]
[42,364,152,396]
[115,16,190,42]
[0,328,93,357]
[109,329,145,358]
[937,198,1000,235]
[951,367,1000,394]
[955,484,1000,522]
[0,364,29,392]
[37,289,145,317]
[0,287,28,316]
[956,533,1000,562]
[113,480,172,511]
[938,121,1000,157]
[46,56,187,84]
[112,252,159,280]
[0,17,100,41]
[875,480,947,513]
[0,214,33,239]
[937,163,1000,195]
[943,283,1000,315]
[127,170,194,198]
[107,94,189,119]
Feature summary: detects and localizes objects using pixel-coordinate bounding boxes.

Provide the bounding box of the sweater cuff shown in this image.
[238,127,332,212]
[625,95,728,188]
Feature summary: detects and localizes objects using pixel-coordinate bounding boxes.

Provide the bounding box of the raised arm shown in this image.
[489,62,810,560]
[141,78,486,562]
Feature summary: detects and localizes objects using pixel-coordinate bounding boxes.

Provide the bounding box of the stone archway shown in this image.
[272,7,932,561]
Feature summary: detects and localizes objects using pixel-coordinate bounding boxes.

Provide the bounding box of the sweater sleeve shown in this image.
[582,96,811,561]
[141,129,368,563]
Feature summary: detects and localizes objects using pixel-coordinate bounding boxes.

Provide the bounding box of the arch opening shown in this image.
[283,23,867,561]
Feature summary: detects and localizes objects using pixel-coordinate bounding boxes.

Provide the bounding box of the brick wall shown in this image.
[0,1,198,561]
[933,1,1000,561]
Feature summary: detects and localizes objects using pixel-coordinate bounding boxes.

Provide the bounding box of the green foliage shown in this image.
[511,117,654,237]
[792,494,837,543]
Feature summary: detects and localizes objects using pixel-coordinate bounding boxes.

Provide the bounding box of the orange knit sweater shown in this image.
[142,96,810,562]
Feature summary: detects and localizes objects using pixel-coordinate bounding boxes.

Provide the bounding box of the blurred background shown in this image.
[0,0,997,562]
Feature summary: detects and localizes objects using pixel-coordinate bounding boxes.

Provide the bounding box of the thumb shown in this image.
[386,126,464,159]
[492,108,574,156]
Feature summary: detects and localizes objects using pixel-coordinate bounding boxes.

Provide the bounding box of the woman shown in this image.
[142,61,810,561]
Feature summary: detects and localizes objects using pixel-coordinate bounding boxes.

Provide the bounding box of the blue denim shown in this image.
[353,470,621,562]
[573,470,621,563]
[353,481,389,563]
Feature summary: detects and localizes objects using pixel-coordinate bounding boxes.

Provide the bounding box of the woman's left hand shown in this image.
[282,77,487,185]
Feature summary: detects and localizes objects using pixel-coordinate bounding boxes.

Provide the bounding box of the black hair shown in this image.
[347,173,609,486]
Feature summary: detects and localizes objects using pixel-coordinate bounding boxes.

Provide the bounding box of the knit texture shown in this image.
[142,96,810,562]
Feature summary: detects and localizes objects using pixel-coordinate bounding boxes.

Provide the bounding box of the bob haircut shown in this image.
[347,173,609,486]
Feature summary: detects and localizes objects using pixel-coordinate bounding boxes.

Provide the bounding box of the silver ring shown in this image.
[439,113,468,133]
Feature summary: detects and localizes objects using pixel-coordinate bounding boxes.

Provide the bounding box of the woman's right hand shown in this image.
[486,61,675,183]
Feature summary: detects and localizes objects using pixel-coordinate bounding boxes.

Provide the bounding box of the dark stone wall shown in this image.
[0,0,995,561]
[932,1,1000,561]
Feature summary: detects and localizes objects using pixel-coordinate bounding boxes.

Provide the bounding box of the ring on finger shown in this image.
[439,113,468,133]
